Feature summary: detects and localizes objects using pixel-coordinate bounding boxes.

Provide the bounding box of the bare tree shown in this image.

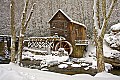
[10,0,16,63]
[17,0,35,65]
[93,0,118,72]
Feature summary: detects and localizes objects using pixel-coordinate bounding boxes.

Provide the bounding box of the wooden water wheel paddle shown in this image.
[55,41,73,55]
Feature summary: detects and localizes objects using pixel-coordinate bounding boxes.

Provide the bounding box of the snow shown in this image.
[111,23,120,31]
[93,0,101,36]
[0,40,119,80]
[104,24,120,59]
[83,39,120,71]
[0,63,120,80]
[71,64,81,67]
[94,72,120,78]
[58,64,68,68]
[71,20,87,29]
[75,43,88,45]
[103,38,118,57]
[62,61,73,64]
[104,63,112,72]
[104,33,120,48]
[48,9,73,22]
[22,51,69,62]
[1,25,120,80]
[81,63,89,67]
[85,38,120,59]
[22,36,119,73]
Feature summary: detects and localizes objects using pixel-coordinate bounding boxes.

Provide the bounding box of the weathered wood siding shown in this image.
[69,23,86,44]
[69,23,86,58]
[49,11,71,42]
[71,45,86,58]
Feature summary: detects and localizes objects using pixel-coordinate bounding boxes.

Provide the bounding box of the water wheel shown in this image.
[55,41,73,55]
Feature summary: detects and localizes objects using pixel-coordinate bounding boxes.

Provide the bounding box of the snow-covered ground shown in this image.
[1,23,120,80]
[22,51,69,62]
[22,37,119,71]
[0,63,119,80]
[0,41,120,80]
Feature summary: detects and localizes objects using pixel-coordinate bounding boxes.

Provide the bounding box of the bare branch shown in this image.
[25,3,36,28]
[21,0,29,30]
[93,0,101,35]
[17,1,35,66]
[102,0,106,19]
[106,0,117,19]
[100,0,118,39]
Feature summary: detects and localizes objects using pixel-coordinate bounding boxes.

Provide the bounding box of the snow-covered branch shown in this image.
[100,0,117,38]
[17,1,35,66]
[106,0,117,19]
[93,0,101,36]
[24,3,36,28]
[21,0,29,28]
[102,0,106,18]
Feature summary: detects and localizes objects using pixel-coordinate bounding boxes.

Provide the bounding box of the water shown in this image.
[109,67,120,76]
[21,60,120,76]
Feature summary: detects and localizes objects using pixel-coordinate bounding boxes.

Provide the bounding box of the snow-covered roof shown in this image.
[71,20,87,29]
[48,9,73,22]
[111,23,120,31]
[0,35,11,37]
[48,9,87,29]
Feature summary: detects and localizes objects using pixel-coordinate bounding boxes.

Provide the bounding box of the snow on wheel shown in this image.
[55,41,73,55]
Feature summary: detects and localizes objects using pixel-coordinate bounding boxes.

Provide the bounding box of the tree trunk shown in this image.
[10,0,16,63]
[17,35,24,65]
[96,37,105,72]
[17,0,29,65]
[93,0,117,72]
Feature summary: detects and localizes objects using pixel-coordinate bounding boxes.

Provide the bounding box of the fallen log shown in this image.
[104,57,120,67]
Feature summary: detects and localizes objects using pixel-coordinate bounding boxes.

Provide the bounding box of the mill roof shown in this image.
[48,9,87,29]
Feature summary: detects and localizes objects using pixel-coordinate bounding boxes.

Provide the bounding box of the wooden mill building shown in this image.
[48,9,88,58]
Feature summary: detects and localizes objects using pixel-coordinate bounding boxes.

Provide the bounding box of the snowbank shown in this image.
[0,63,119,80]
[84,39,120,71]
[94,72,120,78]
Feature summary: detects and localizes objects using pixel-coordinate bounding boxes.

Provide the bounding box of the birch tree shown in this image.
[93,0,118,72]
[17,0,35,65]
[10,0,16,63]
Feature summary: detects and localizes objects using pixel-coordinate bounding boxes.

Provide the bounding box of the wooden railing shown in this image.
[75,40,89,45]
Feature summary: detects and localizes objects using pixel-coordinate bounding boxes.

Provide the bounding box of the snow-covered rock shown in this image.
[71,64,81,67]
[104,33,120,48]
[58,64,68,68]
[104,23,120,50]
[22,51,69,62]
[111,23,120,31]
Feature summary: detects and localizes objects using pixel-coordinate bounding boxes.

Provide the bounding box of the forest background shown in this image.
[0,0,120,39]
